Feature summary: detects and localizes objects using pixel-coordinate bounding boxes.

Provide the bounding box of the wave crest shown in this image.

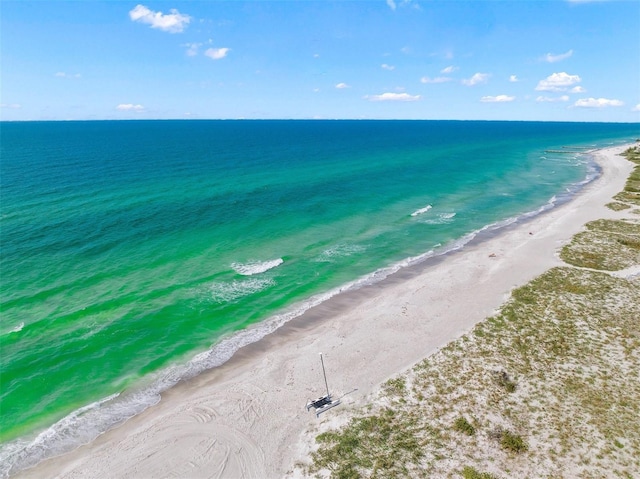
[231,258,284,276]
[410,204,432,217]
[2,322,25,336]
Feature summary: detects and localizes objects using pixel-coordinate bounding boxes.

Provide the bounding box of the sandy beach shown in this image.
[15,144,635,479]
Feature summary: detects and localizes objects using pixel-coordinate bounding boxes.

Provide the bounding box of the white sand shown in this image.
[15,145,634,479]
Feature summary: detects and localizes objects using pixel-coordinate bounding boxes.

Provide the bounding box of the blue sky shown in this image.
[1,0,639,121]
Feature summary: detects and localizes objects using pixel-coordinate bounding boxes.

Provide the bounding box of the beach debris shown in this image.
[489,253,497,258]
[306,353,341,417]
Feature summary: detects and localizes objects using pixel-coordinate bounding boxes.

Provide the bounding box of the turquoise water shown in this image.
[1,120,638,474]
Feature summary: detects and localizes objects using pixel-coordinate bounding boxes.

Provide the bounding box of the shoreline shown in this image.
[12,144,635,478]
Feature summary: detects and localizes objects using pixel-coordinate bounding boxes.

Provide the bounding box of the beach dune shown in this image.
[16,145,634,479]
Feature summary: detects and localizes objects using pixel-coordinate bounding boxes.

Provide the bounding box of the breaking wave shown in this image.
[410,204,432,217]
[231,258,284,276]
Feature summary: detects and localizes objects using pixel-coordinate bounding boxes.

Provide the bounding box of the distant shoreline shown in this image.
[2,118,640,124]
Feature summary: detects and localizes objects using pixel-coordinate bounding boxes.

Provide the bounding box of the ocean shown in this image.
[1,120,638,475]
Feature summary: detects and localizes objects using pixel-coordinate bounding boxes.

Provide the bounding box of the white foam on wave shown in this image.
[458,163,599,246]
[410,204,432,217]
[206,278,275,304]
[421,212,457,225]
[314,244,367,263]
[4,322,25,335]
[419,172,598,259]
[231,258,283,276]
[1,322,25,338]
[0,393,124,478]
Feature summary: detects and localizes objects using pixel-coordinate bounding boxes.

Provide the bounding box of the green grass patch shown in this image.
[499,430,528,453]
[309,408,423,478]
[454,416,476,436]
[461,466,499,479]
[606,201,632,211]
[560,219,640,270]
[383,376,406,397]
[618,146,640,205]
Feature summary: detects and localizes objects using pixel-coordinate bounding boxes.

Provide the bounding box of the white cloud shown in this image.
[129,4,191,33]
[536,95,570,102]
[366,92,421,102]
[543,49,574,63]
[462,73,490,86]
[480,95,515,103]
[335,82,350,89]
[381,64,396,71]
[509,75,519,82]
[574,97,624,108]
[570,86,586,93]
[55,72,81,79]
[535,72,581,92]
[183,43,201,57]
[204,47,230,60]
[420,76,452,84]
[0,103,21,109]
[387,0,419,10]
[116,103,145,111]
[441,65,458,74]
[633,104,640,112]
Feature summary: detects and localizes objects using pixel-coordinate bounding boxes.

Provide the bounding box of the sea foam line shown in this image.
[314,243,367,263]
[421,212,456,225]
[205,278,276,304]
[0,393,122,478]
[0,160,602,478]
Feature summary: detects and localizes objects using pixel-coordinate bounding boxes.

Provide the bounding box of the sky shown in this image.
[1,0,639,122]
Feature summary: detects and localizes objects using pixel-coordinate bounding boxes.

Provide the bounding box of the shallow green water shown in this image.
[1,120,637,474]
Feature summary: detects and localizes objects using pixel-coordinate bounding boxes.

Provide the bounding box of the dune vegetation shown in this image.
[297,145,640,479]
